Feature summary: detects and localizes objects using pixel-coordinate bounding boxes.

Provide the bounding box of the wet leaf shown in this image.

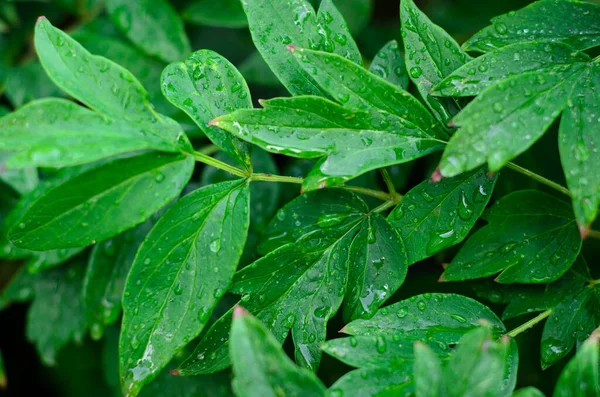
[442,190,581,284]
[433,42,590,97]
[511,388,546,397]
[369,40,409,90]
[553,329,600,397]
[401,0,470,126]
[413,342,443,397]
[162,50,252,169]
[105,0,191,63]
[242,0,361,96]
[438,66,586,177]
[4,61,64,107]
[230,307,326,397]
[388,167,497,265]
[183,0,247,28]
[559,64,600,231]
[464,0,600,53]
[9,152,194,250]
[119,180,250,396]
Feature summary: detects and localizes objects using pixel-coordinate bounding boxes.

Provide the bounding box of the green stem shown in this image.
[372,200,396,213]
[192,151,248,178]
[588,229,600,240]
[342,186,395,202]
[380,168,397,195]
[198,144,220,156]
[251,173,303,184]
[506,162,572,198]
[506,309,552,338]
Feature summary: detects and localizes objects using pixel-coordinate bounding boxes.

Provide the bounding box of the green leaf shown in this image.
[119,179,250,397]
[511,388,546,397]
[332,0,373,35]
[432,42,590,97]
[25,259,87,366]
[438,66,586,177]
[183,0,247,28]
[34,18,188,151]
[4,61,64,107]
[138,368,234,397]
[0,99,184,169]
[212,95,444,192]
[400,0,470,125]
[463,0,600,53]
[70,30,177,117]
[242,0,361,96]
[388,167,497,265]
[230,307,327,397]
[26,247,85,273]
[83,218,155,341]
[369,40,409,90]
[9,152,194,250]
[105,0,191,62]
[179,189,407,374]
[553,329,600,397]
[441,190,582,284]
[161,50,253,169]
[238,52,281,87]
[0,153,39,195]
[559,64,600,232]
[413,342,443,397]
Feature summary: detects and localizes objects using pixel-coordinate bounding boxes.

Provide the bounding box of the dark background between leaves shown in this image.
[2,0,599,395]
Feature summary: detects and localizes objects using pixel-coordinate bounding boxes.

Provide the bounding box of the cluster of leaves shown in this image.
[0,0,599,396]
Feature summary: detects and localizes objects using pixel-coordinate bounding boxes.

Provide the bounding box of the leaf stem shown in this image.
[506,309,552,338]
[380,168,397,195]
[250,173,303,184]
[506,162,572,198]
[192,151,248,178]
[197,144,220,156]
[587,229,600,240]
[342,186,395,202]
[372,200,397,213]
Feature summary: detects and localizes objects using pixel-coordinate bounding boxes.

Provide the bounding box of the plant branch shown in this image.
[192,151,248,178]
[342,186,396,202]
[197,144,220,156]
[380,168,396,195]
[506,162,572,197]
[587,229,600,240]
[251,173,303,184]
[506,309,552,338]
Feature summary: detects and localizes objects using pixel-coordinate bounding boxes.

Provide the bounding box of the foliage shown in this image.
[0,0,599,396]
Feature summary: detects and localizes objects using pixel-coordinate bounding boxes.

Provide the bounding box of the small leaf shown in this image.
[442,190,581,284]
[369,40,409,90]
[83,218,155,341]
[183,0,247,28]
[119,180,250,396]
[388,167,497,265]
[559,64,600,231]
[229,307,326,397]
[162,50,252,169]
[553,329,600,397]
[242,0,361,96]
[105,0,191,62]
[432,42,590,97]
[0,99,183,168]
[9,152,194,250]
[413,342,443,397]
[439,66,586,177]
[463,0,600,53]
[400,0,470,125]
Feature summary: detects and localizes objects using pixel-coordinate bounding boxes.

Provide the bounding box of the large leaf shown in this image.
[368,40,408,90]
[162,50,252,169]
[183,0,247,28]
[242,0,361,96]
[0,99,182,169]
[438,65,586,177]
[400,0,470,126]
[230,307,326,397]
[432,42,590,97]
[463,0,600,53]
[105,0,191,63]
[9,152,194,250]
[119,179,250,397]
[178,190,407,374]
[83,218,155,341]
[388,167,497,265]
[442,190,581,284]
[553,329,600,397]
[559,64,600,232]
[212,95,444,192]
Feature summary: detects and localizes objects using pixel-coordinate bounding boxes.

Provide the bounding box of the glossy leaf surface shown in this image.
[9,152,194,250]
[388,167,497,265]
[369,40,408,90]
[230,307,326,397]
[105,0,191,62]
[183,0,247,28]
[119,180,250,396]
[442,190,581,284]
[242,0,361,96]
[553,330,600,397]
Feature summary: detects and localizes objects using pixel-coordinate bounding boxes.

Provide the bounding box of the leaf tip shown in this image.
[286,44,299,54]
[233,305,249,319]
[168,369,181,376]
[36,16,48,24]
[438,273,447,282]
[430,168,443,184]
[338,326,347,334]
[207,117,220,127]
[579,224,590,240]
